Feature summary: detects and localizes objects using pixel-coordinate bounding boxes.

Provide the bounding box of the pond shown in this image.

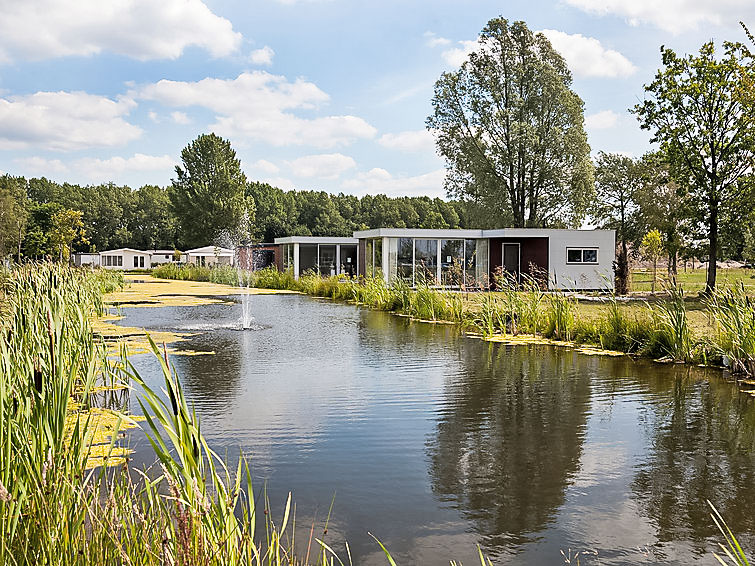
[118,290,755,565]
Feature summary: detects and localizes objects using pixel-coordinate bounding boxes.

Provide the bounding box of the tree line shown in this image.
[1,17,754,294]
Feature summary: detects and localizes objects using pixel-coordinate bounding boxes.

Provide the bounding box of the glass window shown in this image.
[464,239,477,287]
[583,249,598,263]
[117,255,123,267]
[397,238,413,282]
[475,239,489,288]
[340,244,357,277]
[318,245,336,276]
[374,239,383,279]
[134,256,139,268]
[441,239,464,286]
[299,244,318,273]
[567,248,598,264]
[365,239,374,277]
[414,239,438,285]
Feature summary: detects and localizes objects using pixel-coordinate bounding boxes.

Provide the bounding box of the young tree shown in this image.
[171,133,253,248]
[641,229,664,294]
[633,40,755,293]
[49,208,86,262]
[593,152,644,294]
[427,18,594,228]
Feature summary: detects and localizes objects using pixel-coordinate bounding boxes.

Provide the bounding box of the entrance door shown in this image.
[502,243,521,283]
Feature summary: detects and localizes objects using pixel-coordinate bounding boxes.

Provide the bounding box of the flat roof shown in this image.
[354,228,615,238]
[184,246,234,254]
[100,248,151,254]
[353,228,485,239]
[274,236,358,244]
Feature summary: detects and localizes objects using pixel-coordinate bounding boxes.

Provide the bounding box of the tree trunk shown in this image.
[652,258,657,294]
[614,240,629,295]
[706,198,718,294]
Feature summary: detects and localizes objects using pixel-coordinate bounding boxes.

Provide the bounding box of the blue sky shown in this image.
[0,0,752,198]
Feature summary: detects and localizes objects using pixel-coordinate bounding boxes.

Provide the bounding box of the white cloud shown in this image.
[75,153,177,181]
[424,31,451,47]
[585,110,621,130]
[170,111,191,125]
[11,153,176,181]
[0,0,242,62]
[378,130,436,153]
[251,159,280,174]
[262,176,296,190]
[341,168,446,198]
[14,156,69,174]
[148,111,160,123]
[540,29,636,78]
[136,71,377,148]
[0,91,141,151]
[442,40,478,67]
[249,45,275,66]
[563,0,755,34]
[288,153,356,179]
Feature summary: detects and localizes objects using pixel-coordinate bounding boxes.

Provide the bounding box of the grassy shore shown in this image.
[153,263,755,379]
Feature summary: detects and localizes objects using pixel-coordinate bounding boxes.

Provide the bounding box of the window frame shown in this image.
[566,247,599,265]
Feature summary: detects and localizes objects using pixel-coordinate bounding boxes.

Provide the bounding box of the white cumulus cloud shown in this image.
[75,153,177,181]
[135,71,377,148]
[0,0,242,62]
[0,91,141,151]
[540,30,636,78]
[378,130,436,153]
[424,31,451,47]
[341,168,446,198]
[170,111,191,125]
[14,156,69,174]
[441,40,479,67]
[288,153,356,179]
[249,45,275,65]
[251,159,280,174]
[563,0,755,34]
[585,110,621,130]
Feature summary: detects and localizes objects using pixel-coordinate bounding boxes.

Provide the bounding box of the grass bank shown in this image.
[153,264,755,380]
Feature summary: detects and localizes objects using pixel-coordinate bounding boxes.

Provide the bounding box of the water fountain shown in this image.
[216,213,257,331]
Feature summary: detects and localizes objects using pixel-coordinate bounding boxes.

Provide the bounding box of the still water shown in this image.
[119,292,755,565]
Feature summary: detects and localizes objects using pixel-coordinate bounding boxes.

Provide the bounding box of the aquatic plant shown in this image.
[543,291,576,341]
[651,284,694,362]
[706,283,755,374]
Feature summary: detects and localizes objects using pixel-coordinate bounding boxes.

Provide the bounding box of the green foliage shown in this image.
[427,17,594,228]
[652,285,693,361]
[641,229,664,293]
[633,39,755,292]
[171,133,253,249]
[0,175,28,260]
[706,283,755,374]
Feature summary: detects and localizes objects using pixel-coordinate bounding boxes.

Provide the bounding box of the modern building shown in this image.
[273,236,359,279]
[353,228,615,290]
[99,248,152,270]
[184,246,234,267]
[72,252,100,267]
[148,250,179,266]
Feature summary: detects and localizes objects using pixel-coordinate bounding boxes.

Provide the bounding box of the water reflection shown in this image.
[427,342,591,551]
[115,293,755,565]
[628,367,755,551]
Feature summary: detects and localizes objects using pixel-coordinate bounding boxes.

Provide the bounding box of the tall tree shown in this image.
[593,152,644,294]
[427,18,594,228]
[633,40,755,293]
[171,133,252,248]
[48,208,86,262]
[129,184,177,250]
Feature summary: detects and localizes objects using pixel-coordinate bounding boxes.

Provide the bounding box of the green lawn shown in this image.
[630,267,755,294]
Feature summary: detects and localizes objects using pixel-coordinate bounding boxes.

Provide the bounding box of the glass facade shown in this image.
[414,239,438,285]
[441,239,464,286]
[299,244,318,274]
[318,245,336,276]
[397,238,413,282]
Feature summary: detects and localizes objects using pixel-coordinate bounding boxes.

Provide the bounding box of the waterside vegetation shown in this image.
[0,263,404,566]
[153,263,755,382]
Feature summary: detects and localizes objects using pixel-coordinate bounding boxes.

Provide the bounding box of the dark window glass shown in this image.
[365,240,373,277]
[583,249,597,263]
[318,245,336,276]
[299,244,318,274]
[464,239,477,286]
[397,238,413,281]
[441,239,464,286]
[567,249,582,263]
[414,239,438,284]
[374,239,383,278]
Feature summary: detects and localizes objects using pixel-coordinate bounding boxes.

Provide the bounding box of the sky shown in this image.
[0,0,753,199]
